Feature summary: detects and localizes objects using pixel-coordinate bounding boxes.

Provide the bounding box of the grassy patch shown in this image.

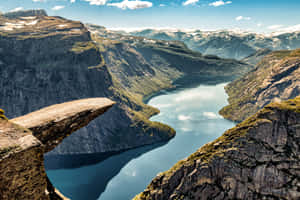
[272,50,292,59]
[70,41,97,53]
[266,96,300,113]
[0,109,8,120]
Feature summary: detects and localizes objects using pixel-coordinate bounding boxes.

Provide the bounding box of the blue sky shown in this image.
[1,0,300,33]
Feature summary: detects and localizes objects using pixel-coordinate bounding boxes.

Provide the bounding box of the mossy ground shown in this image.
[71,41,97,53]
[0,109,8,120]
[266,96,300,113]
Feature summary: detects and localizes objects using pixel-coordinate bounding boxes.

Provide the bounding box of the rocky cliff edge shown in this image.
[0,98,114,200]
[135,96,300,200]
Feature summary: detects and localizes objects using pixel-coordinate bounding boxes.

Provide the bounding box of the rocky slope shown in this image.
[0,98,114,200]
[0,10,251,156]
[128,29,300,60]
[242,48,272,66]
[134,96,300,200]
[220,49,300,122]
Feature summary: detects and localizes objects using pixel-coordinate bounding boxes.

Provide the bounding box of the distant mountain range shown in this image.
[121,29,300,60]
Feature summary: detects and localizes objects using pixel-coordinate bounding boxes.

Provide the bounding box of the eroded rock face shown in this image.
[0,98,114,199]
[220,49,300,122]
[135,97,300,200]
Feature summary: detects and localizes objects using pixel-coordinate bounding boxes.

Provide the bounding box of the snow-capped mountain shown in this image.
[121,29,300,60]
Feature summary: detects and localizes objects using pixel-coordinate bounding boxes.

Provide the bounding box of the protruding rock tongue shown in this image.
[11,98,115,152]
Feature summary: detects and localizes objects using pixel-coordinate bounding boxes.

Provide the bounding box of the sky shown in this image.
[1,0,300,33]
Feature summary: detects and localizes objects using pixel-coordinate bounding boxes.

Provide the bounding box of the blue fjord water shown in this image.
[46,83,235,200]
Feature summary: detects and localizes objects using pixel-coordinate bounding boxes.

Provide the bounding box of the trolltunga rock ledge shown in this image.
[12,98,115,152]
[0,98,114,200]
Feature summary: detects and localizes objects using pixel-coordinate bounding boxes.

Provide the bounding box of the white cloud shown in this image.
[280,24,300,32]
[71,0,76,3]
[32,0,46,2]
[108,0,153,10]
[181,127,191,132]
[267,24,300,34]
[178,115,191,121]
[209,0,232,7]
[85,0,108,5]
[52,5,65,11]
[10,7,24,12]
[235,16,251,21]
[159,4,166,7]
[267,24,283,30]
[174,90,215,103]
[151,103,172,108]
[257,23,262,27]
[203,112,221,119]
[183,0,198,6]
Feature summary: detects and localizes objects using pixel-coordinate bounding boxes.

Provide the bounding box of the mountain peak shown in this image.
[2,9,48,19]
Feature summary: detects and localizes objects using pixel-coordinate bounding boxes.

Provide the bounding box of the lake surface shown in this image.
[46,83,235,200]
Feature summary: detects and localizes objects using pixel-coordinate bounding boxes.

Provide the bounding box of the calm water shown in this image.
[46,83,235,200]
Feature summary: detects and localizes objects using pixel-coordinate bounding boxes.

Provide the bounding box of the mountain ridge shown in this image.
[126,28,300,60]
[220,48,300,122]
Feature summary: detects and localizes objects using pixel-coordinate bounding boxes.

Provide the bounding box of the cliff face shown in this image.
[135,96,300,200]
[0,11,251,156]
[0,98,114,200]
[219,49,300,122]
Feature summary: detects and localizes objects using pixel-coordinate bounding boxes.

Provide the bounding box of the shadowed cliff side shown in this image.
[0,98,114,200]
[0,10,177,156]
[134,96,300,200]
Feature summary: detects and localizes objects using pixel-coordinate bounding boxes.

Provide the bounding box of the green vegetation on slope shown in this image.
[219,48,300,122]
[71,41,97,53]
[267,95,300,113]
[0,109,7,120]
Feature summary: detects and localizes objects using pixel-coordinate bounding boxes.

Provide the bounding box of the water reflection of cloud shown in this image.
[178,114,191,121]
[180,127,191,132]
[151,103,173,109]
[174,90,216,103]
[123,169,137,177]
[203,112,222,119]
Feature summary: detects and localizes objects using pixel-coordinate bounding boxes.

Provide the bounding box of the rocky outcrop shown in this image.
[220,49,300,122]
[12,98,115,152]
[134,96,300,200]
[0,98,114,200]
